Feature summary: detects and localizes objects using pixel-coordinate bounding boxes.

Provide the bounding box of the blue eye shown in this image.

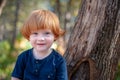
[32,32,38,35]
[45,32,50,35]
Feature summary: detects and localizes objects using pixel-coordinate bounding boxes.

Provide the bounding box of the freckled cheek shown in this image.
[46,38,54,45]
[47,39,54,43]
[49,37,55,42]
[29,41,33,46]
[29,39,36,46]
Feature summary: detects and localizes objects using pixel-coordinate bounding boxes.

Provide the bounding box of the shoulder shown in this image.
[18,48,32,57]
[11,48,33,79]
[52,49,64,59]
[17,48,32,62]
[52,49,66,64]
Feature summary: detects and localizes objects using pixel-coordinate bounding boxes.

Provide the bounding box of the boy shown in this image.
[11,9,68,80]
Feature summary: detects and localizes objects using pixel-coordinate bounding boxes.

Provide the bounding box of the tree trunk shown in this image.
[0,0,6,16]
[0,0,6,41]
[64,0,120,80]
[55,0,61,20]
[11,0,21,48]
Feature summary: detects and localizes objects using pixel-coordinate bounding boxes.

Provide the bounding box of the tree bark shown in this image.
[11,0,21,48]
[64,0,120,80]
[55,0,61,20]
[0,0,6,41]
[0,0,6,16]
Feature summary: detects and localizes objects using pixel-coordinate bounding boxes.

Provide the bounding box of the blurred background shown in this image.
[0,0,79,79]
[0,0,119,80]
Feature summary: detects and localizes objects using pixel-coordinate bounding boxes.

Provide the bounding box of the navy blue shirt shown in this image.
[12,48,68,80]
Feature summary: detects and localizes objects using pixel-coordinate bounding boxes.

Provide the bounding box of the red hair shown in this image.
[21,9,64,40]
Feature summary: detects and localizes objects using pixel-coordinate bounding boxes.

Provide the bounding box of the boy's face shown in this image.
[29,29,55,53]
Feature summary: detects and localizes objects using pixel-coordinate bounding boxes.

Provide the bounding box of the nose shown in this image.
[40,37,45,40]
[38,35,45,41]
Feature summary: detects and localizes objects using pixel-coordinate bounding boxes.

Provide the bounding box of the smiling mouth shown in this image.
[37,43,45,45]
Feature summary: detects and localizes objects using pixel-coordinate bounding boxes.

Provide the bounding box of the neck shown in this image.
[33,49,52,60]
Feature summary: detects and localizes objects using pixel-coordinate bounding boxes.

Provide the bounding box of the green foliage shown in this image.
[0,41,10,67]
[0,40,13,79]
[0,40,10,53]
[115,62,120,80]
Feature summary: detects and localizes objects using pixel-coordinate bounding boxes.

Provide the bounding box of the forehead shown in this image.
[31,29,53,33]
